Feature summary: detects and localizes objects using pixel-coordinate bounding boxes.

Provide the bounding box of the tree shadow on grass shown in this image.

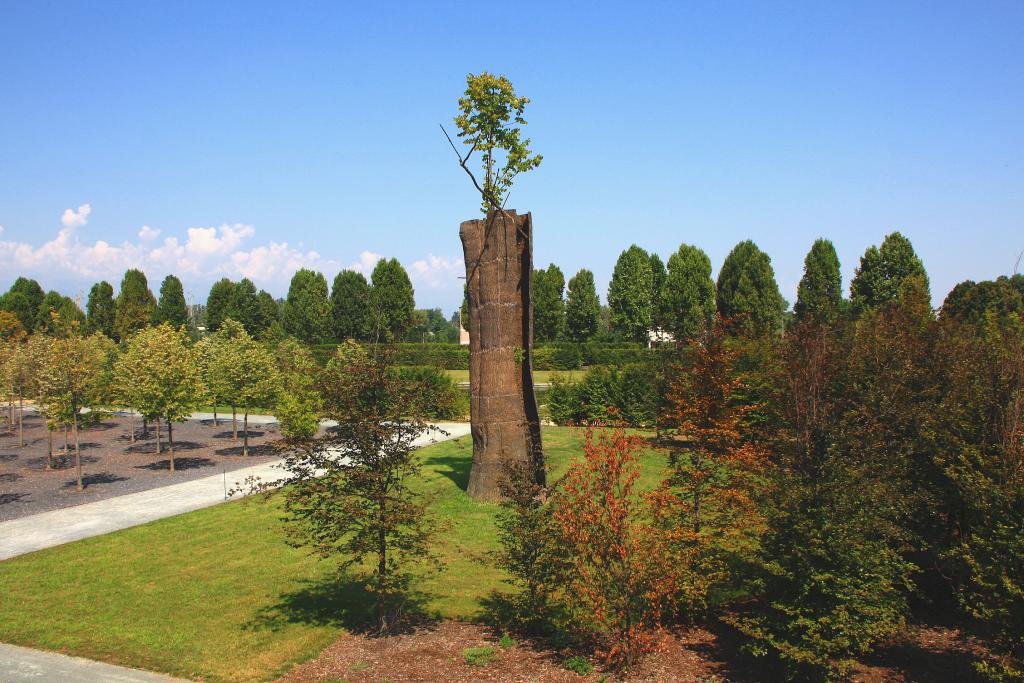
[247,573,438,637]
[426,453,472,491]
[61,472,128,489]
[135,457,215,471]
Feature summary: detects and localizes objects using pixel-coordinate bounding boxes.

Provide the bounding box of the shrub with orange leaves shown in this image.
[551,427,676,671]
[656,315,769,612]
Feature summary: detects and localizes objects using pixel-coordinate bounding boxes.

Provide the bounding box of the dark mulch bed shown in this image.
[275,620,992,683]
[0,411,282,521]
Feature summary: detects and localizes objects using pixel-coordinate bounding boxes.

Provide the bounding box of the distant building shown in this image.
[459,324,470,345]
[648,327,674,347]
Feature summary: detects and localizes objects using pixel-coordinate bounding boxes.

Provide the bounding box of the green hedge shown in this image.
[546,363,659,427]
[310,342,658,371]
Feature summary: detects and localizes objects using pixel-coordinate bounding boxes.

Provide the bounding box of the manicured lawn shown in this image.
[0,426,667,683]
[443,368,587,384]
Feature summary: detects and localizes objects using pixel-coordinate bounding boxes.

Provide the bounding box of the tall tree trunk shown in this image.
[243,411,249,456]
[46,425,53,470]
[232,407,237,441]
[130,411,135,443]
[377,524,387,633]
[74,411,82,492]
[213,401,218,427]
[460,210,545,501]
[63,424,68,453]
[167,418,175,472]
[18,393,24,447]
[156,417,162,455]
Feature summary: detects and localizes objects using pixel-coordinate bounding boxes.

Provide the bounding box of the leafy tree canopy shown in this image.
[331,270,371,341]
[114,269,156,341]
[153,275,188,329]
[566,269,600,343]
[283,269,331,344]
[850,232,929,313]
[661,243,716,341]
[533,264,566,342]
[608,245,654,343]
[85,281,116,337]
[369,259,415,341]
[716,240,786,336]
[795,238,843,322]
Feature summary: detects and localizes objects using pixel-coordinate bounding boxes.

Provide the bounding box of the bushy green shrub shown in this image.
[397,365,468,420]
[563,655,594,675]
[275,391,320,441]
[546,364,657,427]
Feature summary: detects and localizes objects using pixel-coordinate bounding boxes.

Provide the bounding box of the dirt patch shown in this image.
[0,412,281,521]
[276,620,990,683]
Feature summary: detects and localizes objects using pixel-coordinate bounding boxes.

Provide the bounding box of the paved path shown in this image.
[0,422,470,561]
[0,643,191,682]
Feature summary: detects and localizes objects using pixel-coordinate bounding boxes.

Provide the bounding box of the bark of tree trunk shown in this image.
[232,407,237,441]
[47,426,53,470]
[63,424,68,453]
[156,417,162,455]
[213,402,218,427]
[243,412,249,456]
[168,418,175,472]
[74,412,82,492]
[18,394,24,447]
[460,209,545,501]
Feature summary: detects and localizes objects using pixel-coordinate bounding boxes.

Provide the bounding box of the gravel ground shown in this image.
[0,411,281,521]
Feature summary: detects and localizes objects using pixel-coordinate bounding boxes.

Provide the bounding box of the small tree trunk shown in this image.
[167,419,175,472]
[63,424,69,453]
[243,411,249,456]
[142,418,149,437]
[18,393,24,447]
[46,426,53,470]
[156,417,162,454]
[213,400,218,427]
[130,411,136,443]
[74,412,83,492]
[232,407,237,441]
[377,526,387,633]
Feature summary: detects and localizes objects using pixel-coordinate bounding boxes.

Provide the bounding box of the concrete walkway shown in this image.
[0,422,470,561]
[0,643,191,682]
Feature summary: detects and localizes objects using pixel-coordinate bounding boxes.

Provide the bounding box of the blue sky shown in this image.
[1,1,1021,312]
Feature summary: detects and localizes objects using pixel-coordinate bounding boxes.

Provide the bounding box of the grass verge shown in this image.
[0,426,666,682]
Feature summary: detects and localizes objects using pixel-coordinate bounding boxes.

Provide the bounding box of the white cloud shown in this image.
[0,205,461,300]
[61,203,91,230]
[349,250,382,274]
[410,253,464,290]
[138,225,161,241]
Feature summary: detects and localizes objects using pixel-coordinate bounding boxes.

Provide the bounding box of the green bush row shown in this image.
[310,342,657,370]
[545,363,659,427]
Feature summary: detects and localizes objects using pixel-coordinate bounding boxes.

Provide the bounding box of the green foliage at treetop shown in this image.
[660,243,716,341]
[608,244,654,343]
[114,269,156,341]
[330,270,371,341]
[533,263,566,342]
[794,238,843,322]
[452,72,542,212]
[716,240,786,336]
[153,275,188,329]
[85,281,116,337]
[369,258,415,341]
[565,269,600,343]
[205,278,235,332]
[0,277,45,333]
[850,231,929,313]
[283,268,331,344]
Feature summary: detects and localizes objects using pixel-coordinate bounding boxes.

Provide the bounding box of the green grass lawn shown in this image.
[0,426,667,683]
[443,368,587,384]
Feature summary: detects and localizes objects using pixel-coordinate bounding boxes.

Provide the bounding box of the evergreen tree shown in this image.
[533,263,566,342]
[566,269,600,342]
[153,275,188,328]
[850,231,929,313]
[661,243,716,341]
[227,278,260,334]
[368,258,415,341]
[85,281,116,337]
[283,269,331,343]
[649,252,668,329]
[114,269,156,340]
[0,277,45,333]
[205,278,235,332]
[716,240,786,336]
[795,238,843,322]
[254,290,280,337]
[330,270,371,341]
[608,245,654,343]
